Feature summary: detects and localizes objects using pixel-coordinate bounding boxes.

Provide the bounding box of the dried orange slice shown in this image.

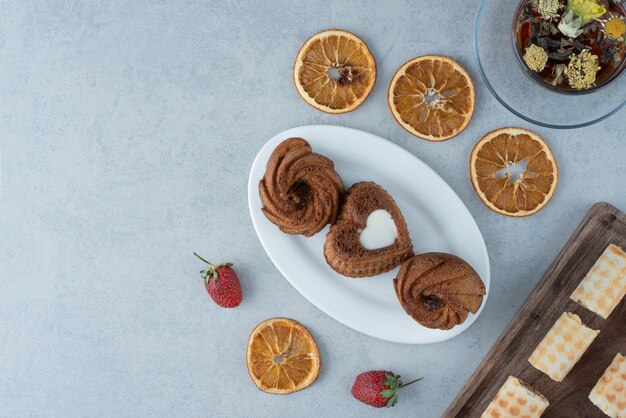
[388,55,475,141]
[246,317,320,394]
[470,127,559,217]
[293,29,376,114]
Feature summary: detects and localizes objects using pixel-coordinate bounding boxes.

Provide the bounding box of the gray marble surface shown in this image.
[1,1,624,417]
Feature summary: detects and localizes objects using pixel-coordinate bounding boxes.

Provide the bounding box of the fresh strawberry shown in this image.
[351,370,422,408]
[194,252,242,308]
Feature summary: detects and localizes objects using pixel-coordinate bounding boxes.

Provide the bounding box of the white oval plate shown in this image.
[248,125,490,344]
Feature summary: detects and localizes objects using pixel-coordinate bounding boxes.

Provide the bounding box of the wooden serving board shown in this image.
[445,202,626,418]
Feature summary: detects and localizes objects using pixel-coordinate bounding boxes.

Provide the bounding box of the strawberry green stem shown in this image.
[400,377,423,389]
[193,252,215,268]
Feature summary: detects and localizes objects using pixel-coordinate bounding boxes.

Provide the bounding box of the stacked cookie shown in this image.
[480,243,626,418]
[259,137,486,331]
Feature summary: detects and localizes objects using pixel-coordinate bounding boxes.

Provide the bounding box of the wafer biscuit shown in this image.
[589,353,626,418]
[481,376,549,418]
[528,312,599,382]
[571,244,626,319]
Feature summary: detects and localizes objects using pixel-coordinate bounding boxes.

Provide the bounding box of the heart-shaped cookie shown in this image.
[324,182,414,277]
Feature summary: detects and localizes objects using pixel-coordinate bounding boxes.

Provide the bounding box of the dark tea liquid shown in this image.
[514,0,626,93]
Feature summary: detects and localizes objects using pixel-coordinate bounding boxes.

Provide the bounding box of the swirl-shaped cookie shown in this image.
[393,253,485,330]
[259,137,344,237]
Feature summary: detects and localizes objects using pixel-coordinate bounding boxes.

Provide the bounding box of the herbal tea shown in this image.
[514,0,626,92]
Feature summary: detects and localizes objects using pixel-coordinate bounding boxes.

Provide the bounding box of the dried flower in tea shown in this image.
[568,0,607,24]
[524,44,550,71]
[551,63,567,85]
[559,9,586,38]
[515,0,626,91]
[604,16,626,39]
[558,0,606,37]
[535,0,563,20]
[564,49,601,89]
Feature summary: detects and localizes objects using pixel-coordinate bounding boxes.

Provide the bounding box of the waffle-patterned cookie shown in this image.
[528,312,599,382]
[589,353,626,418]
[481,376,549,418]
[571,244,626,319]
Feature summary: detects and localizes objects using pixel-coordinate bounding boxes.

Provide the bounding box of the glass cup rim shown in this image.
[474,0,626,129]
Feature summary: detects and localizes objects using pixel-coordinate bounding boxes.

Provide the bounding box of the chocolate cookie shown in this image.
[259,138,344,237]
[394,253,485,330]
[324,182,413,277]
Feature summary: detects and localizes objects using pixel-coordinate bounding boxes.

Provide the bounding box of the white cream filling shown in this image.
[359,209,397,250]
